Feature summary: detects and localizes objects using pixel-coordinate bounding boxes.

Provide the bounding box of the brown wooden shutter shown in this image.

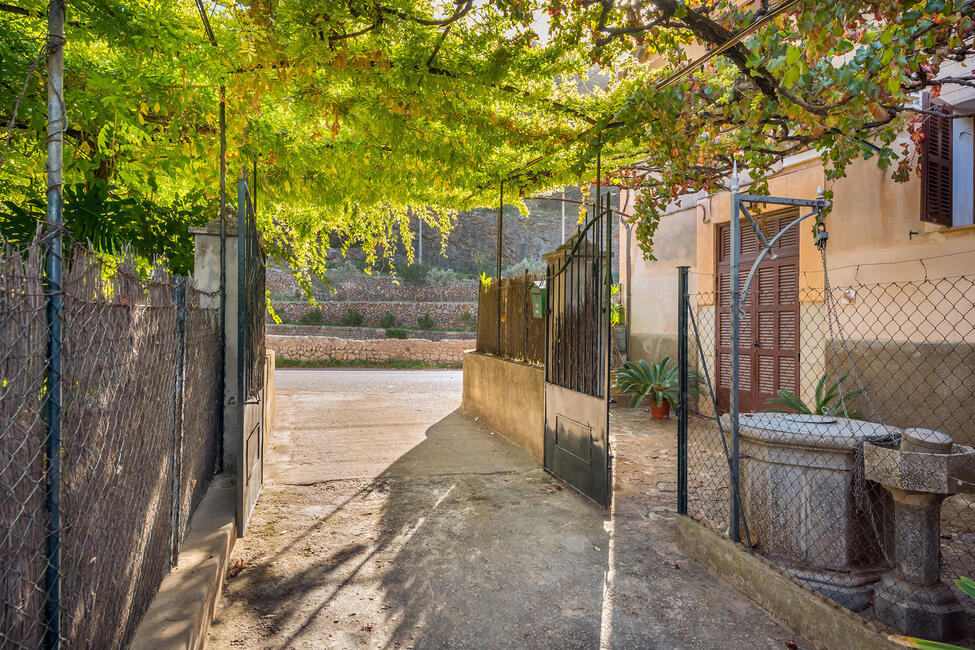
[921,92,953,226]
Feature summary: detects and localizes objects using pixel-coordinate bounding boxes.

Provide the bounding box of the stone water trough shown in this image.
[730,413,899,611]
[728,413,975,641]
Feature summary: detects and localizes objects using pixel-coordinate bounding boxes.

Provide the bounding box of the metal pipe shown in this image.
[236,170,246,533]
[218,87,226,474]
[605,190,611,398]
[561,189,566,242]
[729,184,742,543]
[44,2,65,646]
[170,280,187,566]
[677,266,689,515]
[497,181,503,354]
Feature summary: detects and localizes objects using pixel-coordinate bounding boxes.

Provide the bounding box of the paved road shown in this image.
[207,369,796,649]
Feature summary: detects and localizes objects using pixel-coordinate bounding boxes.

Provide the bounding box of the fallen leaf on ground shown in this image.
[785,642,798,649]
[227,560,246,579]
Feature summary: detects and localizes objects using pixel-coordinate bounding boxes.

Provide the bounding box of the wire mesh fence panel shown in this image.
[60,251,180,649]
[683,273,975,644]
[475,275,543,364]
[176,286,222,552]
[0,237,229,649]
[475,282,500,356]
[0,242,49,649]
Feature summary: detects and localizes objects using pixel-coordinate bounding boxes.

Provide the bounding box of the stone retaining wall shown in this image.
[267,324,474,341]
[266,268,478,302]
[268,334,474,365]
[271,300,475,330]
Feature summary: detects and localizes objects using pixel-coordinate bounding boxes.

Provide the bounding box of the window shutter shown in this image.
[921,92,953,226]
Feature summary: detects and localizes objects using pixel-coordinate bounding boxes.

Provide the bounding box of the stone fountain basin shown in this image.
[864,443,975,495]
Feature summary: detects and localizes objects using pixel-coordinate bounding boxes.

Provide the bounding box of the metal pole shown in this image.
[729,170,742,543]
[170,280,187,566]
[677,266,689,515]
[561,188,566,243]
[218,87,226,473]
[236,170,246,533]
[497,181,503,354]
[44,2,65,646]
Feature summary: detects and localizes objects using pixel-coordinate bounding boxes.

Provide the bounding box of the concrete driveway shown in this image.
[207,368,796,649]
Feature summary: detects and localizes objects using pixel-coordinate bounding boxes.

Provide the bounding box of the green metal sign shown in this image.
[529,282,546,319]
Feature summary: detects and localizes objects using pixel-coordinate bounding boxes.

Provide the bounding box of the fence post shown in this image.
[677,266,689,516]
[44,2,66,647]
[497,182,503,356]
[169,280,187,566]
[729,190,742,543]
[523,270,528,360]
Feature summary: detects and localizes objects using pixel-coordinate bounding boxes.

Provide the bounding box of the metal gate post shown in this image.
[729,185,742,543]
[677,266,689,516]
[44,2,66,646]
[169,280,187,566]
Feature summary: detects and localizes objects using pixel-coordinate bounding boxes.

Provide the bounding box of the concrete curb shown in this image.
[130,476,237,650]
[675,515,897,650]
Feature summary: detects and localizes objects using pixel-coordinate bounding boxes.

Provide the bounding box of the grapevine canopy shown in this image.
[1,0,972,272]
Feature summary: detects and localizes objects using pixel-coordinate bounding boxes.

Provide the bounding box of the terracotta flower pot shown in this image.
[649,400,670,420]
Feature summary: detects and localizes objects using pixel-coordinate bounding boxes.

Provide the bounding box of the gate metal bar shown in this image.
[677,266,688,516]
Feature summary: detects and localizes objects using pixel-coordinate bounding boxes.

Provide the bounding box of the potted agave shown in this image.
[613,357,697,419]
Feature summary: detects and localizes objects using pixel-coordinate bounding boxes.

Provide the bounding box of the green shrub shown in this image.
[427,266,462,286]
[459,311,475,331]
[400,263,430,285]
[385,327,409,339]
[326,258,361,283]
[417,312,435,330]
[340,309,364,326]
[379,312,396,328]
[299,308,323,325]
[503,256,547,276]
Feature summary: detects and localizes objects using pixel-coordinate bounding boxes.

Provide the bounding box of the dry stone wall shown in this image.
[267,324,474,341]
[266,268,478,302]
[272,300,474,330]
[268,334,474,366]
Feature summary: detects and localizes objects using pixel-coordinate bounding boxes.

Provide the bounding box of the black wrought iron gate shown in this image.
[543,195,613,507]
[237,169,266,536]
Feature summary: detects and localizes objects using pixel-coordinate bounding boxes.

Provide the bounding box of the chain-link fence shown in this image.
[475,273,544,365]
[680,269,975,645]
[0,240,223,648]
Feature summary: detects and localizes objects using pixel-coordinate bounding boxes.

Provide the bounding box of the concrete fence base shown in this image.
[676,515,897,650]
[461,351,544,463]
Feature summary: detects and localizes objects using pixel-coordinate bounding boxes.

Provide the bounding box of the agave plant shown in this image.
[612,357,699,408]
[765,372,865,418]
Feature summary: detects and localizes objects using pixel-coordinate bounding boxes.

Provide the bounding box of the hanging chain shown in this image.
[818,224,896,568]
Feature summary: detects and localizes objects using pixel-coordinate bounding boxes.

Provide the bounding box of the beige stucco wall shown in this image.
[696,157,975,293]
[621,191,699,365]
[627,151,975,416]
[461,352,544,464]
